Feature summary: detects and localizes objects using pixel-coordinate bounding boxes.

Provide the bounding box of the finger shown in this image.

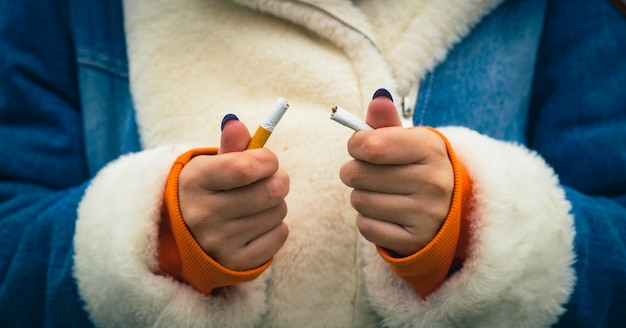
[356,215,423,257]
[182,149,280,191]
[340,160,419,194]
[210,170,290,219]
[350,189,449,230]
[197,201,287,255]
[225,222,289,271]
[350,189,417,226]
[348,127,447,165]
[223,201,288,246]
[219,114,251,154]
[340,159,452,195]
[365,88,402,128]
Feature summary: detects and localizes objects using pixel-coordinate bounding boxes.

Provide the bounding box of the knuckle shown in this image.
[338,162,351,185]
[425,170,453,196]
[264,176,289,201]
[274,223,290,245]
[350,190,369,212]
[359,137,388,163]
[355,216,375,240]
[270,222,289,250]
[274,201,289,219]
[219,255,243,271]
[339,161,362,187]
[341,162,367,189]
[199,233,226,255]
[179,204,205,228]
[179,161,204,187]
[220,247,255,271]
[395,243,420,257]
[423,204,450,231]
[229,157,258,180]
[351,164,369,186]
[430,206,451,227]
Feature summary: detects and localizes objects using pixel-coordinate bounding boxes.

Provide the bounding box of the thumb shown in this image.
[365,88,402,128]
[219,114,251,154]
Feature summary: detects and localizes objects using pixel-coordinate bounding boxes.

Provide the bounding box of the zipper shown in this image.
[399,81,418,127]
[287,0,417,127]
[287,0,378,49]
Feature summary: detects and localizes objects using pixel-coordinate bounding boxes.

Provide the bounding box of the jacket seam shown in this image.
[76,48,128,78]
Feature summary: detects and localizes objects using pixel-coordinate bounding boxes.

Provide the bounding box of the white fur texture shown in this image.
[362,127,576,328]
[74,0,579,326]
[74,145,270,327]
[232,0,501,98]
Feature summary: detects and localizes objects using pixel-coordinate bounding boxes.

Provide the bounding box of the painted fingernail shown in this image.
[220,113,239,131]
[372,88,393,102]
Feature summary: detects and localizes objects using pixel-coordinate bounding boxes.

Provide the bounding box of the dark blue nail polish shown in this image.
[372,88,393,102]
[221,113,239,131]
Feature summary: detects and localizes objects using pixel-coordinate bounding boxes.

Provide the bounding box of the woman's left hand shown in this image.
[339,94,454,257]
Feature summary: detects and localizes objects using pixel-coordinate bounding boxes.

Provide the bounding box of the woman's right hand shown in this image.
[178,116,290,271]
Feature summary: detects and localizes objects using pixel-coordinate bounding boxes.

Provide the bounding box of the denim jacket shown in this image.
[0,0,625,327]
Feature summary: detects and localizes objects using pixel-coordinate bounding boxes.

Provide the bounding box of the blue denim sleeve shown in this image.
[0,0,93,326]
[528,0,626,326]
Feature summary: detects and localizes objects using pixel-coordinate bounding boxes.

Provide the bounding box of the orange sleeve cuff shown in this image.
[377,127,473,299]
[157,148,272,295]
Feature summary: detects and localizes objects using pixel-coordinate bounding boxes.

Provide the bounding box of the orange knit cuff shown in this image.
[377,127,473,299]
[157,148,272,295]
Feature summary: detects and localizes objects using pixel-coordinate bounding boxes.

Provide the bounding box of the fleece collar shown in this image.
[122,0,503,149]
[230,0,503,95]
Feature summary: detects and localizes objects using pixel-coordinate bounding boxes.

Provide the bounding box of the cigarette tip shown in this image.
[329,105,373,131]
[276,97,289,109]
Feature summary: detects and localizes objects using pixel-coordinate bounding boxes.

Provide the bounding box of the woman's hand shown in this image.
[340,94,454,257]
[178,116,289,270]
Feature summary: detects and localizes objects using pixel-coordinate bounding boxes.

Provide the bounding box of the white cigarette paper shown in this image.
[247,97,289,149]
[330,106,373,131]
[261,97,289,132]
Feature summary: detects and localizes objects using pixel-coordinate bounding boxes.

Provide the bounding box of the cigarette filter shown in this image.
[247,97,290,149]
[330,106,373,131]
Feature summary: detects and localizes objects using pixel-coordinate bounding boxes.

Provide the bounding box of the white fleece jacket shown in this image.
[73,0,576,327]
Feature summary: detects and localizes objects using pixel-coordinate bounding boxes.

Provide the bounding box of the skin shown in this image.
[340,96,454,257]
[177,95,454,271]
[178,120,290,271]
